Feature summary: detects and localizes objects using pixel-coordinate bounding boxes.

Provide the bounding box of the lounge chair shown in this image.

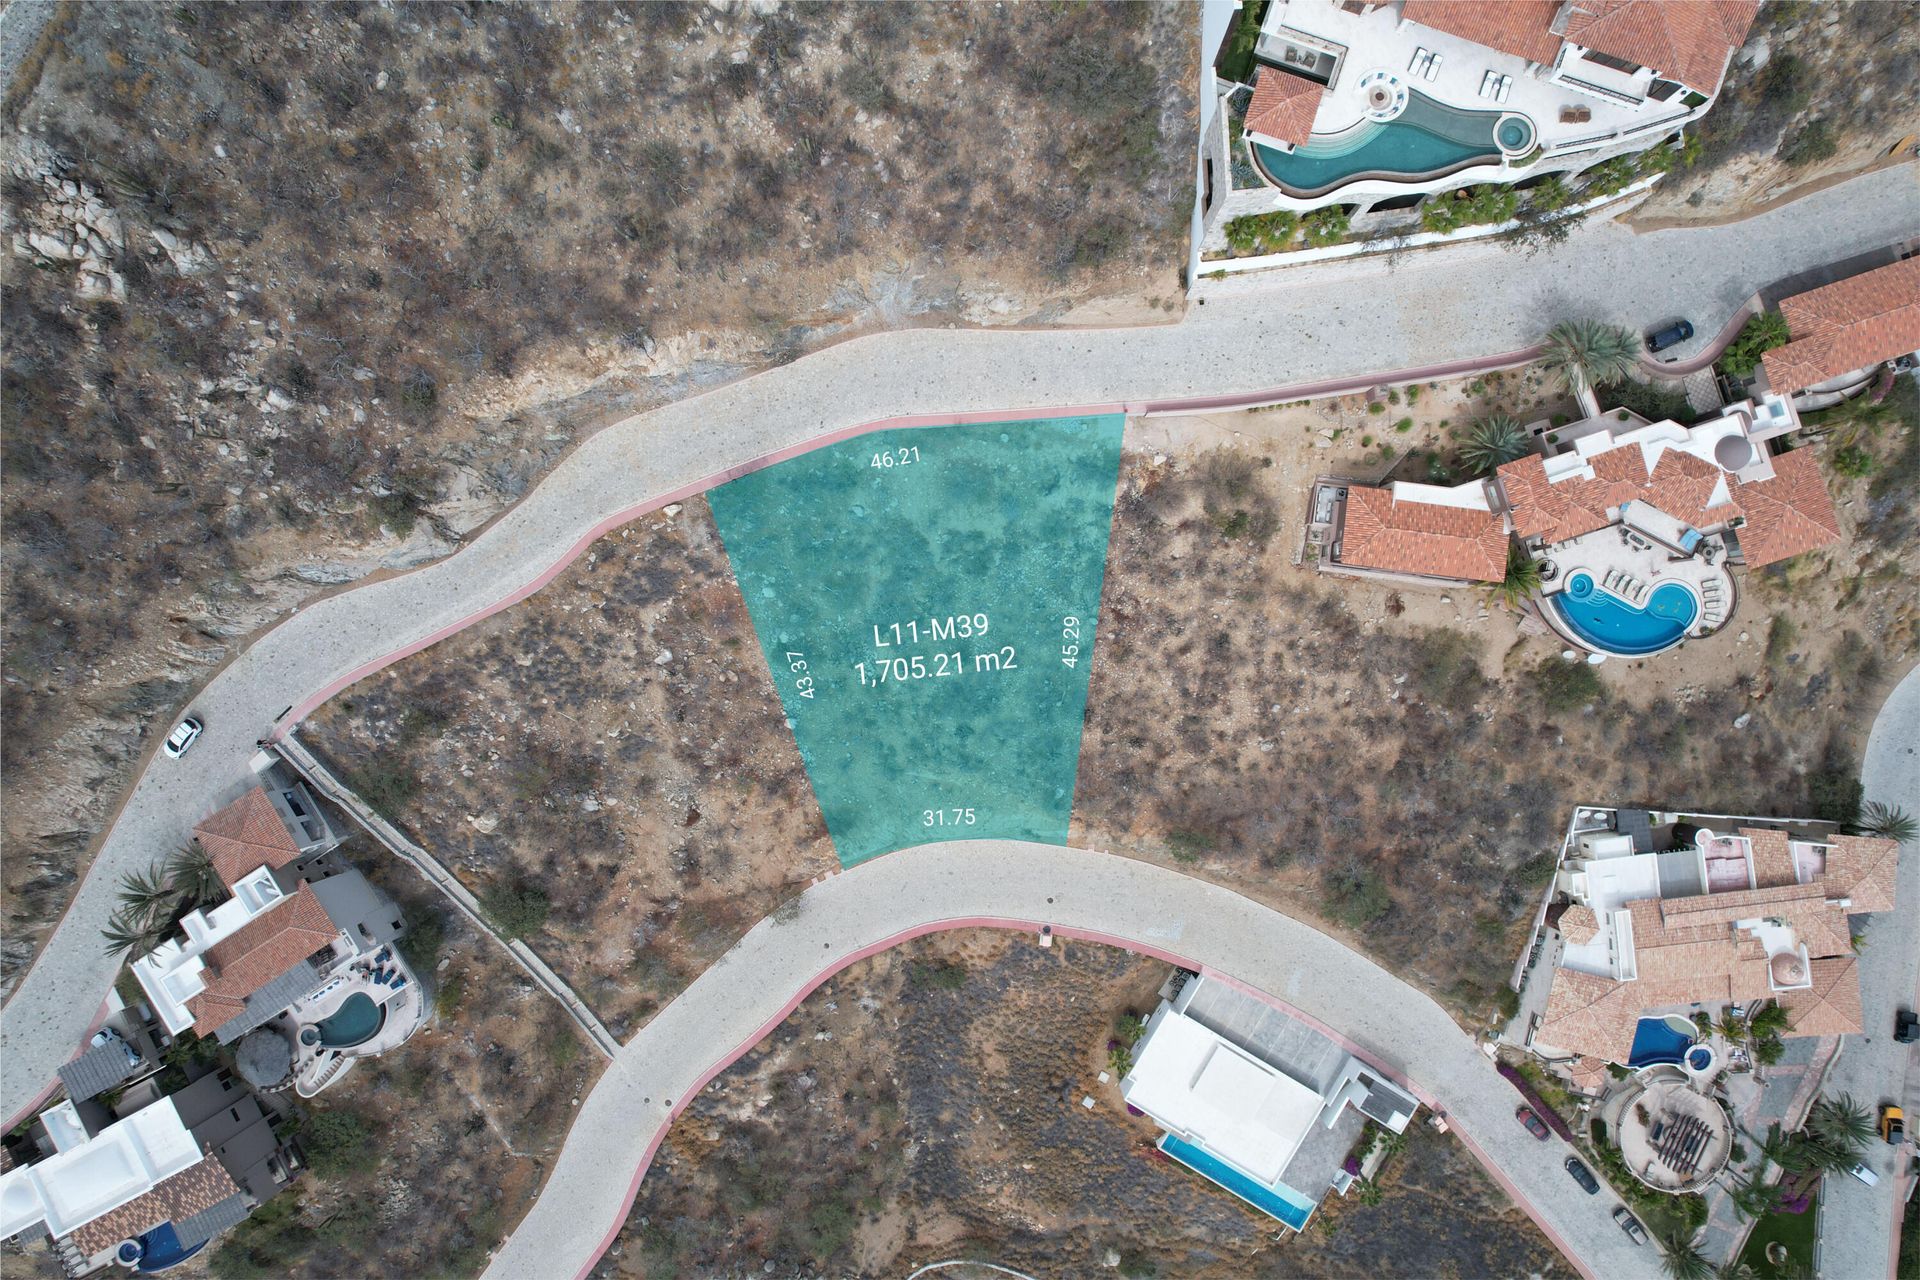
[1480,70,1497,98]
[1497,76,1512,104]
[1424,53,1443,81]
[1410,47,1430,73]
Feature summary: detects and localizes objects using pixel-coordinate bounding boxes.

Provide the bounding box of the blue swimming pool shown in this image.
[1628,1017,1694,1068]
[1160,1134,1318,1230]
[314,993,384,1048]
[1252,91,1515,196]
[117,1223,206,1272]
[1550,573,1697,656]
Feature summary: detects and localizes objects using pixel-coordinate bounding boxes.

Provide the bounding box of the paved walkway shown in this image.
[480,842,1661,1280]
[1819,660,1920,1280]
[3,162,1915,1132]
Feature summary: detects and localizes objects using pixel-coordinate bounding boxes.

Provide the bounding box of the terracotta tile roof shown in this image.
[1244,65,1325,148]
[1337,484,1508,582]
[185,886,338,1037]
[1658,879,1824,926]
[1823,834,1900,914]
[1537,970,1709,1063]
[1762,257,1920,395]
[1741,828,1797,890]
[1779,956,1863,1037]
[1401,0,1565,65]
[1561,0,1760,95]
[1564,1055,1613,1095]
[1496,456,1620,545]
[1558,905,1601,945]
[195,787,304,888]
[1729,449,1840,568]
[65,1159,241,1257]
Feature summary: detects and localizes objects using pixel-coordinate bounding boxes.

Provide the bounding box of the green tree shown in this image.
[1543,319,1640,395]
[1657,1228,1714,1280]
[1805,1092,1874,1155]
[1496,543,1543,609]
[480,881,552,939]
[1302,205,1351,248]
[115,864,179,928]
[166,841,225,908]
[1747,1001,1791,1040]
[100,908,169,960]
[1856,801,1917,842]
[1726,1174,1776,1222]
[1460,414,1530,474]
[1718,311,1792,379]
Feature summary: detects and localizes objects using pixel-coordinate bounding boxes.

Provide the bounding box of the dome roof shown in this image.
[1770,952,1807,986]
[1714,435,1755,471]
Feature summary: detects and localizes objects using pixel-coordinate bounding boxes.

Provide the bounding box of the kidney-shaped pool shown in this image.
[1550,573,1697,657]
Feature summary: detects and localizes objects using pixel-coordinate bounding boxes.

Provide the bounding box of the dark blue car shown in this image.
[1646,319,1695,353]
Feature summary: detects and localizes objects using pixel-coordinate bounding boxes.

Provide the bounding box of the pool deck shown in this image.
[1538,526,1737,648]
[1267,1,1693,157]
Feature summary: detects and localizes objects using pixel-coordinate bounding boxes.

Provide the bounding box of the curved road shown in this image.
[2,163,1915,1135]
[482,842,1658,1280]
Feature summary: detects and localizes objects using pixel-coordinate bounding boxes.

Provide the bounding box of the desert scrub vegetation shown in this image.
[304,498,835,1037]
[1073,445,1908,1019]
[599,930,1572,1280]
[0,0,1196,995]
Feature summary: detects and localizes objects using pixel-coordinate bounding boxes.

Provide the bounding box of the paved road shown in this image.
[2,162,1915,1131]
[481,841,1659,1280]
[1820,662,1920,1280]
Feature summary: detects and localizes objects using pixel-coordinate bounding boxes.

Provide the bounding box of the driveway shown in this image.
[480,841,1661,1280]
[1819,661,1920,1280]
[4,162,1917,1129]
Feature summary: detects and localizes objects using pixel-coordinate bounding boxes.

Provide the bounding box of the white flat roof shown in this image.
[1580,852,1663,915]
[1122,1007,1328,1185]
[0,1099,202,1242]
[133,865,288,1035]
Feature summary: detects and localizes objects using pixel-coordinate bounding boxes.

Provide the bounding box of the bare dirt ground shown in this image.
[1073,373,1917,1021]
[303,496,836,1038]
[1630,1,1919,227]
[0,0,1195,996]
[595,929,1571,1279]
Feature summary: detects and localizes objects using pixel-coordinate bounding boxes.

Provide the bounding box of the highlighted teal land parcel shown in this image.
[709,415,1124,867]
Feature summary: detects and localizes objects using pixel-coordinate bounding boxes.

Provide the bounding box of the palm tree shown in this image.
[1496,543,1544,608]
[165,841,224,908]
[1755,1122,1802,1173]
[1806,1092,1874,1154]
[100,908,168,960]
[114,865,179,929]
[1725,1173,1776,1221]
[1714,1013,1745,1042]
[1856,801,1917,843]
[1656,1227,1714,1280]
[1746,1000,1791,1040]
[1460,414,1530,474]
[1543,318,1641,395]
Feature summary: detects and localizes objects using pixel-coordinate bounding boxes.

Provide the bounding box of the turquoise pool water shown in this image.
[1551,573,1697,656]
[314,993,384,1048]
[1628,1016,1694,1068]
[1252,90,1511,195]
[1160,1134,1318,1230]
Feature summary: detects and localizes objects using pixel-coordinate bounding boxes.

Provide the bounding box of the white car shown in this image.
[161,716,204,759]
[1848,1161,1880,1187]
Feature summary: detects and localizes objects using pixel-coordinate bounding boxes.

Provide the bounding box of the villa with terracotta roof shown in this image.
[1759,255,1920,399]
[133,768,425,1096]
[1516,806,1896,1091]
[1306,391,1841,623]
[1197,0,1759,244]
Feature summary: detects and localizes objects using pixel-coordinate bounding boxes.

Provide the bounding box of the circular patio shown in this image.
[1614,1078,1733,1193]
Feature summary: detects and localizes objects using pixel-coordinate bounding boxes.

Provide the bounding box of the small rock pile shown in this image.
[6,140,211,304]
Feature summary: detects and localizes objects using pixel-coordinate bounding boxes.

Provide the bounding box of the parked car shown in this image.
[161,715,204,759]
[1565,1156,1600,1194]
[1895,1008,1918,1044]
[1613,1206,1648,1244]
[1849,1161,1881,1187]
[1516,1106,1551,1141]
[1882,1104,1905,1145]
[1646,318,1695,353]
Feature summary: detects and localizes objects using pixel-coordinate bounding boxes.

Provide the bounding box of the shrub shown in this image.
[1719,311,1791,379]
[1531,656,1603,713]
[906,959,967,990]
[1581,155,1639,198]
[301,1109,378,1180]
[1302,205,1351,247]
[1596,376,1696,426]
[480,880,551,939]
[1807,768,1862,827]
[1223,208,1298,256]
[1831,444,1877,477]
[1166,828,1215,862]
[1765,614,1798,668]
[1420,184,1518,233]
[1324,864,1392,928]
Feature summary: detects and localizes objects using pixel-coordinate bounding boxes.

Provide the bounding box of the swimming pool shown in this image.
[1550,573,1697,656]
[117,1223,207,1273]
[1251,90,1519,196]
[1160,1134,1318,1230]
[313,993,384,1048]
[1627,1017,1694,1068]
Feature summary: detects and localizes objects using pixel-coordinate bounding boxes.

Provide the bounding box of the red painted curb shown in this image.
[548,920,1595,1280]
